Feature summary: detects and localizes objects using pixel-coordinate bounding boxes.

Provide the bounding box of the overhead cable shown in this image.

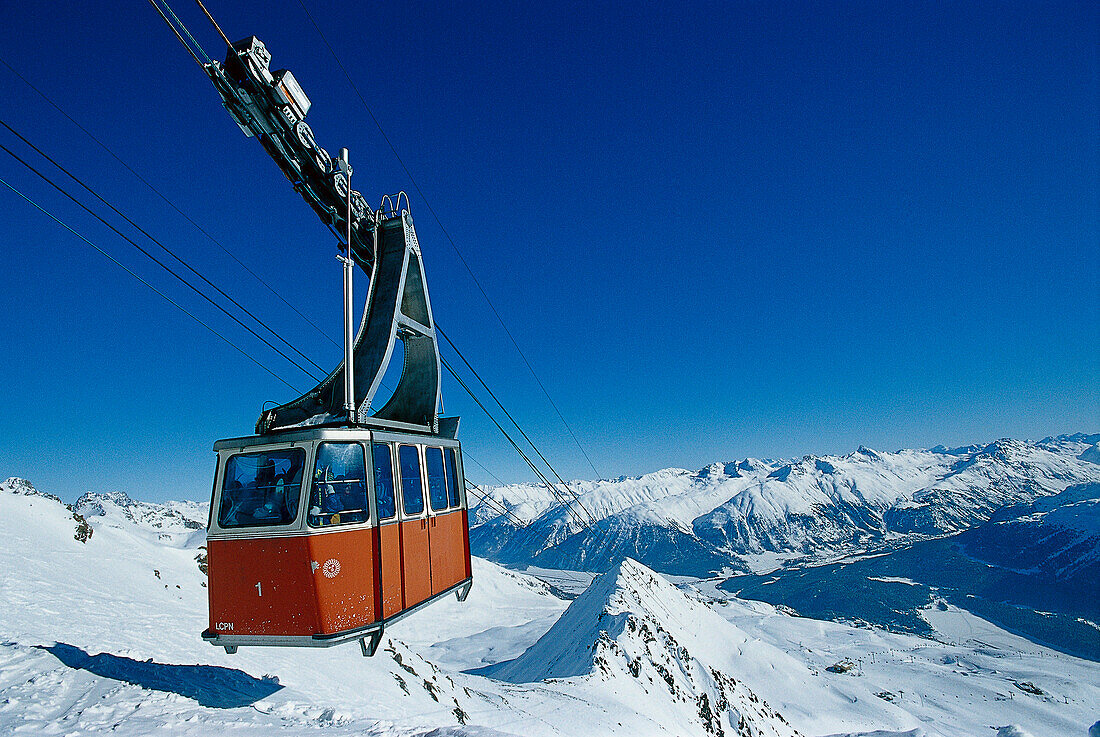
[0,119,329,379]
[439,325,597,526]
[0,136,323,383]
[463,479,528,529]
[293,0,603,480]
[0,174,300,392]
[0,53,341,352]
[440,355,591,529]
[147,0,211,67]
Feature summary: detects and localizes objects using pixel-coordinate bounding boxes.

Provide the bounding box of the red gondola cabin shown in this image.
[202,427,472,655]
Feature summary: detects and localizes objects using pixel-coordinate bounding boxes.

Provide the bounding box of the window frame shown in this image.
[306,441,371,529]
[215,446,308,530]
[397,443,427,519]
[445,446,465,509]
[371,441,399,524]
[425,446,450,512]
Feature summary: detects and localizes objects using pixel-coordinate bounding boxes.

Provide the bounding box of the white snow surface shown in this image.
[2,476,1098,736]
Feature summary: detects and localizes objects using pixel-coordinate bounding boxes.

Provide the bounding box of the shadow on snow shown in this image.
[38,643,283,708]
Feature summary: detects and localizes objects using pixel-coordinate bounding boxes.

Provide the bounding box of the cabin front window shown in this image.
[218,448,305,528]
[309,442,369,527]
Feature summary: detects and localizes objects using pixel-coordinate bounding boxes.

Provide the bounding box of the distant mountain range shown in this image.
[471,433,1100,658]
[470,433,1100,578]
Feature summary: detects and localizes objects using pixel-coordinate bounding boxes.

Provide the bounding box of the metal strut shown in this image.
[157,13,447,433]
[256,208,444,435]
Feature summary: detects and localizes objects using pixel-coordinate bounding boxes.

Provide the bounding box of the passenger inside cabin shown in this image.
[308,443,368,526]
[218,448,306,528]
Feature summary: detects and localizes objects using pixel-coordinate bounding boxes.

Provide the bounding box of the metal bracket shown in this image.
[359,627,384,657]
[256,212,442,434]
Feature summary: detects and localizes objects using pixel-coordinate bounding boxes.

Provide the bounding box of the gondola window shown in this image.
[309,443,369,526]
[218,448,305,527]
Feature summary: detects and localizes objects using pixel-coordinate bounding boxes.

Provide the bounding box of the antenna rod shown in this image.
[338,147,355,423]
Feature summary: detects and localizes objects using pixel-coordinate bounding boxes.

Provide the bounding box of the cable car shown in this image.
[196,37,472,656]
[202,206,473,657]
[203,426,471,656]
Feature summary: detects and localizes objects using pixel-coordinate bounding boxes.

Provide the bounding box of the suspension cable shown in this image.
[193,0,233,51]
[441,355,590,529]
[293,0,603,480]
[464,480,572,558]
[0,138,323,383]
[148,0,211,67]
[0,119,329,378]
[0,54,341,352]
[439,325,596,525]
[461,451,507,486]
[464,479,528,529]
[0,174,300,392]
[146,0,204,67]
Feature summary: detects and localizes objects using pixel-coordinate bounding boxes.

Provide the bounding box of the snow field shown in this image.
[2,477,1098,736]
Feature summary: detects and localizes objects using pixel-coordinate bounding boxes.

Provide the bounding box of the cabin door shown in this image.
[424,445,465,594]
[396,443,432,608]
[371,442,404,619]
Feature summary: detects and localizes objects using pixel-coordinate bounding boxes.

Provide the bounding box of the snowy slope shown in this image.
[702,587,1100,737]
[0,478,812,736]
[470,434,1100,576]
[483,558,915,737]
[3,476,1098,736]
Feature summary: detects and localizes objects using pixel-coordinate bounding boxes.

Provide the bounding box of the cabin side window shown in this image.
[308,442,368,527]
[445,447,462,508]
[425,447,449,512]
[372,442,396,521]
[398,444,425,516]
[218,447,305,528]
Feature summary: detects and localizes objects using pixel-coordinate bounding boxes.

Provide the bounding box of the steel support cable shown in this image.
[0,174,300,392]
[438,325,597,526]
[440,355,590,530]
[146,0,205,67]
[464,479,563,554]
[151,0,212,65]
[0,139,324,384]
[461,451,507,487]
[441,353,579,523]
[464,480,564,556]
[293,0,603,480]
[0,119,330,379]
[0,54,341,352]
[192,0,233,50]
[464,480,528,529]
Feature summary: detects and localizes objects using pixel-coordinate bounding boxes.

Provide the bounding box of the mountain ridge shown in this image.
[471,433,1100,577]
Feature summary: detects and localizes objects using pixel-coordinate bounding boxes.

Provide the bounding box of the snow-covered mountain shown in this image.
[74,490,208,547]
[1,476,1097,736]
[471,434,1100,577]
[481,558,800,737]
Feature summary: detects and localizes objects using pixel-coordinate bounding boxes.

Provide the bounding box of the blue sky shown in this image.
[0,1,1097,503]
